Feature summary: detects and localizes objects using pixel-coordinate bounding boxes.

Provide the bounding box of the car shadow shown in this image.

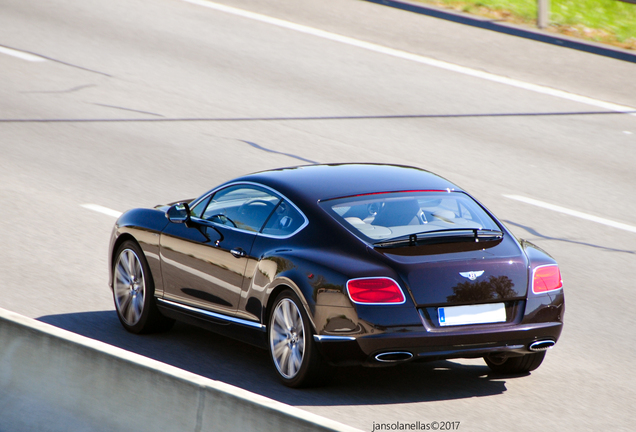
[38,311,516,406]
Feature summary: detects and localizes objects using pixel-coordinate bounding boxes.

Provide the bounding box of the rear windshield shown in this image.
[320,191,500,241]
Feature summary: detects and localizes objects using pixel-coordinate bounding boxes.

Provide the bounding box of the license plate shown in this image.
[438,303,506,326]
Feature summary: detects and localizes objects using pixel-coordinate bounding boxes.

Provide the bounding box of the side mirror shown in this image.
[166,202,191,224]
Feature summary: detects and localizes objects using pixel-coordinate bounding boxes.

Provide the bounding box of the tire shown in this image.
[484,351,546,374]
[268,290,330,388]
[112,240,174,334]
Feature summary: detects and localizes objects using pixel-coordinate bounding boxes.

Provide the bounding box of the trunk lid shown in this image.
[376,237,528,306]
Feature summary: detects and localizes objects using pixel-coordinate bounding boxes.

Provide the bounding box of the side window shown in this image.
[189,196,210,219]
[202,185,280,232]
[262,200,305,236]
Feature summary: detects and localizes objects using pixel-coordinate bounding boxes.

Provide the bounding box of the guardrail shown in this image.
[0,308,362,432]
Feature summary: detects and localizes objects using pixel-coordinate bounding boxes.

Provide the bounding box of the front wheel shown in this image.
[112,240,174,334]
[268,290,329,388]
[484,351,546,374]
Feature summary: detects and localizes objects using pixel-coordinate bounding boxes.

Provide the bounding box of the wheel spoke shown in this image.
[279,346,292,375]
[273,307,287,330]
[272,339,287,357]
[281,300,293,330]
[128,251,137,276]
[115,262,131,286]
[121,250,132,277]
[114,279,129,299]
[132,254,142,281]
[132,295,143,322]
[125,297,136,323]
[289,347,301,375]
[290,308,302,332]
[117,291,132,313]
[297,332,305,352]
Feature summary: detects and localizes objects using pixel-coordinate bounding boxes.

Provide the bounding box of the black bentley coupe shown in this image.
[108,164,564,387]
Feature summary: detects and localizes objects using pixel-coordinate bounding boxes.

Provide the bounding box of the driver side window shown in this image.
[202,185,280,232]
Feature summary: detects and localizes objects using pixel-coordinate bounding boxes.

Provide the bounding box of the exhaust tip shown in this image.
[375,351,413,363]
[529,340,555,352]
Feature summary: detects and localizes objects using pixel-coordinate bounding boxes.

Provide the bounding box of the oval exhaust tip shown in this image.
[375,352,413,362]
[529,340,555,352]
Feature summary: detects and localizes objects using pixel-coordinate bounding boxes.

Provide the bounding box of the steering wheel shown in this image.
[238,199,276,216]
[209,214,237,227]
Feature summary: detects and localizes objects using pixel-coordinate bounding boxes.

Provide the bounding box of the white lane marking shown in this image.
[503,195,636,234]
[0,46,46,62]
[182,0,636,115]
[81,204,122,218]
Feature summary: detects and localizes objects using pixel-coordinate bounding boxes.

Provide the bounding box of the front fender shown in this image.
[108,208,169,292]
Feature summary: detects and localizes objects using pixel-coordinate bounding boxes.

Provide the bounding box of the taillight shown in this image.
[347,278,405,304]
[532,265,563,294]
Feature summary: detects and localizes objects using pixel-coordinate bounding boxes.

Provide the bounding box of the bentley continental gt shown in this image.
[108,164,564,387]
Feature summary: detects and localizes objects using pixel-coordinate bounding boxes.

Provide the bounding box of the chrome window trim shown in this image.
[189,181,309,239]
[157,298,266,330]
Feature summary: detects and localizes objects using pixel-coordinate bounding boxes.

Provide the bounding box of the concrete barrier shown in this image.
[0,308,363,432]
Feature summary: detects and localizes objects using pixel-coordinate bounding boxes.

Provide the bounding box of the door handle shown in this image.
[230,248,246,258]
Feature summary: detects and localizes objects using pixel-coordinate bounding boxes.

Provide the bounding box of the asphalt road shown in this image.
[1,0,635,431]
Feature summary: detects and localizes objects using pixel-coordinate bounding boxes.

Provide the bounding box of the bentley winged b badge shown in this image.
[459,271,485,281]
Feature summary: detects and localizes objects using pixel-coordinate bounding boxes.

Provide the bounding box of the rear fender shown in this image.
[520,239,565,326]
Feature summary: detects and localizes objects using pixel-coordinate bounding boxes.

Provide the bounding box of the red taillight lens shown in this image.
[347,278,405,304]
[532,265,563,294]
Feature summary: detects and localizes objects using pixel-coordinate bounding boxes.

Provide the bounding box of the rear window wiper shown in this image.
[373,228,503,248]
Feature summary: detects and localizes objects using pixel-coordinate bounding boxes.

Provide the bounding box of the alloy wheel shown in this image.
[113,248,146,326]
[270,298,306,379]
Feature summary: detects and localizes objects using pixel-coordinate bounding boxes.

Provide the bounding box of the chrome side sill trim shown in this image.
[313,335,356,342]
[156,298,265,330]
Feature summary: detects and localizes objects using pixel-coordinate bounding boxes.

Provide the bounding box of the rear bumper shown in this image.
[314,321,563,366]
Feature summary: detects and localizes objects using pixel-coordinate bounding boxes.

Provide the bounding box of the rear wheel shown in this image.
[268,290,329,388]
[112,240,174,334]
[484,351,546,374]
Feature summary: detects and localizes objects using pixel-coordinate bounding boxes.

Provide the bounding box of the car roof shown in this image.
[231,164,462,206]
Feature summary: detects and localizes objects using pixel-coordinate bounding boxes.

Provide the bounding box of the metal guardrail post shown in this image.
[537,0,549,29]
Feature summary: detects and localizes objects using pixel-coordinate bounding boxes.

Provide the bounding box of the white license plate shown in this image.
[438,303,506,327]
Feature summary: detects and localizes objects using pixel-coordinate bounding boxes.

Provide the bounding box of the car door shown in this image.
[160,184,280,315]
[239,198,309,321]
